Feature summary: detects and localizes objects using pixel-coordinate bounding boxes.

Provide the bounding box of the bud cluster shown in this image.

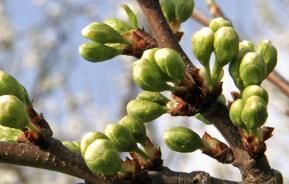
[80,91,171,175]
[79,5,137,63]
[192,17,239,87]
[229,40,277,90]
[133,48,185,92]
[229,85,268,131]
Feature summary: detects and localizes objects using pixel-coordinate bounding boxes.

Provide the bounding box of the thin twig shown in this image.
[205,0,226,18]
[191,9,210,26]
[267,71,289,98]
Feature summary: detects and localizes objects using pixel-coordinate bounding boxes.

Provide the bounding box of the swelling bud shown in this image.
[103,18,132,34]
[80,131,108,155]
[229,40,254,90]
[63,141,81,154]
[137,91,170,106]
[0,95,30,129]
[164,126,203,153]
[174,0,195,22]
[79,42,121,62]
[154,48,186,83]
[119,116,147,144]
[242,85,268,105]
[84,139,122,175]
[212,27,239,85]
[209,17,233,32]
[191,27,214,67]
[213,27,239,66]
[82,22,127,44]
[256,40,277,76]
[132,59,174,92]
[0,125,22,143]
[239,52,266,86]
[105,123,137,152]
[241,96,268,129]
[0,71,30,105]
[229,99,246,128]
[126,99,168,122]
[160,0,176,22]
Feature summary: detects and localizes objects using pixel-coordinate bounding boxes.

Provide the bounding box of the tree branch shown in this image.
[267,71,289,98]
[0,138,109,184]
[136,0,194,67]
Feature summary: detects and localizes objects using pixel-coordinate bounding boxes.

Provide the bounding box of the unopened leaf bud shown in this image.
[209,17,233,32]
[79,42,121,62]
[229,40,254,90]
[191,27,214,67]
[174,0,195,22]
[256,40,277,76]
[119,116,147,144]
[154,48,186,83]
[126,99,168,122]
[132,59,174,92]
[84,139,122,175]
[0,95,30,129]
[164,126,203,153]
[103,18,132,34]
[160,0,176,22]
[82,22,127,44]
[0,71,30,105]
[241,96,268,129]
[242,85,268,105]
[229,99,246,128]
[80,131,108,155]
[137,91,170,106]
[105,123,137,152]
[239,52,266,86]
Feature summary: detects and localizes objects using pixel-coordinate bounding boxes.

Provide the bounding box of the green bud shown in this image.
[84,139,122,175]
[80,131,108,156]
[242,85,268,105]
[239,52,266,86]
[191,27,214,67]
[229,40,254,90]
[154,48,186,83]
[82,22,127,44]
[241,96,268,129]
[126,99,168,122]
[119,116,146,144]
[0,95,30,129]
[229,99,246,128]
[142,48,159,62]
[63,141,81,154]
[103,18,132,34]
[105,123,137,152]
[0,71,30,104]
[164,126,203,153]
[137,91,170,106]
[132,59,174,92]
[209,17,233,32]
[160,0,176,22]
[214,27,239,66]
[256,40,277,76]
[0,125,22,143]
[173,0,195,22]
[79,42,121,62]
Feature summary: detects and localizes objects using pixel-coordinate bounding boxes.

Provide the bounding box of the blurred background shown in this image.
[0,0,288,183]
